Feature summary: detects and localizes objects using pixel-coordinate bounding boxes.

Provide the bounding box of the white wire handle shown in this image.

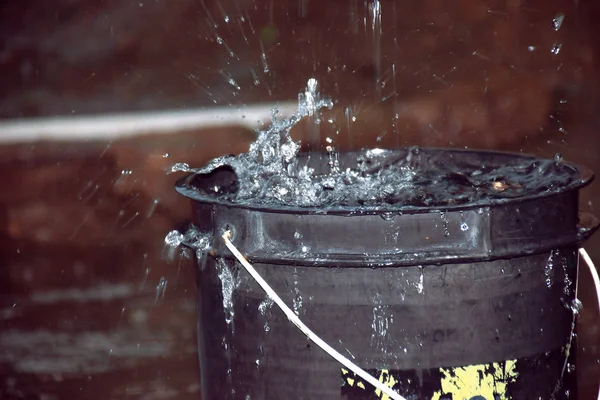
[578,248,600,400]
[222,231,406,400]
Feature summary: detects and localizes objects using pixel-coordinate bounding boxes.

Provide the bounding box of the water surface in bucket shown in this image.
[175,80,585,211]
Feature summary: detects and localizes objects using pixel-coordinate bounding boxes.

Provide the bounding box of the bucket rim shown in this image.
[175,147,594,216]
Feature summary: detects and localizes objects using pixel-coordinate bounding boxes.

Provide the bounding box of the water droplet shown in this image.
[569,298,583,315]
[162,153,170,158]
[294,231,303,240]
[164,230,183,248]
[554,153,563,163]
[440,212,450,237]
[146,198,159,219]
[292,268,303,316]
[416,267,424,294]
[227,77,241,90]
[380,212,395,221]
[170,162,190,173]
[528,45,536,52]
[552,13,565,31]
[545,250,557,288]
[121,169,132,175]
[155,277,168,305]
[551,43,562,55]
[258,297,274,315]
[263,321,270,332]
[460,222,469,231]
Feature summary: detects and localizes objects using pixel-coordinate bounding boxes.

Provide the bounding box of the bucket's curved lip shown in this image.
[175,147,595,215]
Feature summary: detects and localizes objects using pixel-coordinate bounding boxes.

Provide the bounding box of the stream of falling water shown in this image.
[368,0,382,99]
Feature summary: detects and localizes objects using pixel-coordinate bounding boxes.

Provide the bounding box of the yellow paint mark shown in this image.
[342,368,348,375]
[357,381,366,389]
[346,377,355,386]
[375,369,398,399]
[432,360,519,400]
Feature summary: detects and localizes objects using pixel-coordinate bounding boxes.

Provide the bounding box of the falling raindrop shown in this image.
[155,277,168,305]
[551,44,562,55]
[552,13,565,31]
[146,198,159,218]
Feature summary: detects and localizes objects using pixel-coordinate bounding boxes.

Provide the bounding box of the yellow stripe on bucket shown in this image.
[432,360,519,400]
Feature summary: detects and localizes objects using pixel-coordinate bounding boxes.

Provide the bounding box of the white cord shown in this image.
[0,102,297,143]
[579,248,600,314]
[578,248,600,400]
[222,231,406,400]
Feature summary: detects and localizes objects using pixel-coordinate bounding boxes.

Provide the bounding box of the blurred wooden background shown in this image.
[1,0,599,398]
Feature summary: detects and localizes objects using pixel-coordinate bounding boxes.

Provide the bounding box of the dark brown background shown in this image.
[0,0,599,399]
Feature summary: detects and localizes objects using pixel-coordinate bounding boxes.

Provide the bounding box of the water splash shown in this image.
[179,81,580,210]
[164,225,211,264]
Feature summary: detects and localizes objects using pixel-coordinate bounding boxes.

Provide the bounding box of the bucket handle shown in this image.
[222,231,407,400]
[579,248,600,400]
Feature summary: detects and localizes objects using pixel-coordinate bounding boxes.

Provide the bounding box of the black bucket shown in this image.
[176,148,598,400]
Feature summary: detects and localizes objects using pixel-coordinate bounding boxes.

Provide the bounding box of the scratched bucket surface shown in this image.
[176,148,598,400]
